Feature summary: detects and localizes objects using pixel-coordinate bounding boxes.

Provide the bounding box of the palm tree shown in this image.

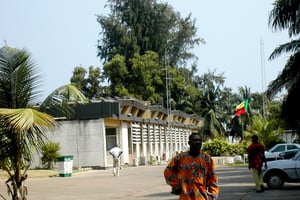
[0,46,56,199]
[202,109,224,140]
[196,70,231,140]
[267,0,300,133]
[0,46,87,200]
[39,84,88,118]
[244,116,284,150]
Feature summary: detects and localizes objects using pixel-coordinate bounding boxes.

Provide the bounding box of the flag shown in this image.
[234,99,248,116]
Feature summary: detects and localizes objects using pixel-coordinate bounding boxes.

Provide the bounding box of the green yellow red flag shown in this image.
[234,99,248,116]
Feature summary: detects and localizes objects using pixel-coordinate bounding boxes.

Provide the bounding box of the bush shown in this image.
[41,142,60,170]
[202,139,246,156]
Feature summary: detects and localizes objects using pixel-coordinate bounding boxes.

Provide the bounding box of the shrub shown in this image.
[41,142,60,170]
[202,139,246,156]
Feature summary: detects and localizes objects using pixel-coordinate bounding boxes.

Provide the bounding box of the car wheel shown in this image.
[266,173,284,189]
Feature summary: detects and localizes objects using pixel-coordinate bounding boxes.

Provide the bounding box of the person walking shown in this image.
[247,135,267,192]
[109,145,123,176]
[164,133,219,200]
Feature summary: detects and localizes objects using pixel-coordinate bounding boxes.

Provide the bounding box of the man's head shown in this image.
[251,135,258,143]
[188,133,202,152]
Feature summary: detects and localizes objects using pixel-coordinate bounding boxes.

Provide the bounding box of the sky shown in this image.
[0,0,290,102]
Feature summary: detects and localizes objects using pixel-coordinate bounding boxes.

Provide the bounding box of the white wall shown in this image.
[120,121,129,164]
[32,119,107,169]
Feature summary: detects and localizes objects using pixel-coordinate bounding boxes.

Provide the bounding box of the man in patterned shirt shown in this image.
[164,133,219,200]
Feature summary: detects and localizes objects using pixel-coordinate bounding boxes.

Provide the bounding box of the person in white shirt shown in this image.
[109,145,123,176]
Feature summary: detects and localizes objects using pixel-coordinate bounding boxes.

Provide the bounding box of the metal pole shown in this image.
[260,38,266,118]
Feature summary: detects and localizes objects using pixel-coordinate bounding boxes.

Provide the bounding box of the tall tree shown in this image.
[87,66,104,99]
[129,51,164,103]
[96,0,203,107]
[194,70,236,139]
[97,0,202,66]
[267,0,300,133]
[195,70,228,117]
[70,66,88,93]
[70,65,104,99]
[103,54,129,97]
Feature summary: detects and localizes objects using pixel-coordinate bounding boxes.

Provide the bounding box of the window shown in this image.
[287,145,299,150]
[273,145,285,152]
[106,128,116,150]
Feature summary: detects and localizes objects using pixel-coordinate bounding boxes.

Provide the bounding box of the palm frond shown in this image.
[269,0,300,37]
[41,84,88,107]
[39,84,88,118]
[0,108,56,131]
[0,46,42,108]
[266,51,300,98]
[269,39,300,60]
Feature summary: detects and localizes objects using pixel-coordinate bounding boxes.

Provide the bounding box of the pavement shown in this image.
[1,164,300,199]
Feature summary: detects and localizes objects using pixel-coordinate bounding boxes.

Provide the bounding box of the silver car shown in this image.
[264,143,300,161]
[262,150,300,189]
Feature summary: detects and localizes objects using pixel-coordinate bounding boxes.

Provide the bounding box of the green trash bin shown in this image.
[57,155,73,177]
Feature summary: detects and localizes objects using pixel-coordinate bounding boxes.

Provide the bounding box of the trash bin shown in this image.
[57,155,73,177]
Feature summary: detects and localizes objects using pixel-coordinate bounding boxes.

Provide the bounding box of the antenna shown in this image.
[260,38,266,118]
[164,49,172,157]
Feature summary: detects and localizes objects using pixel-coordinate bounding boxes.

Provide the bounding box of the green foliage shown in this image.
[266,100,282,121]
[281,78,300,131]
[202,139,245,156]
[103,54,129,97]
[195,70,237,139]
[129,51,163,103]
[39,84,88,119]
[70,66,87,92]
[267,1,300,133]
[244,116,284,150]
[97,0,206,110]
[202,110,224,139]
[0,45,57,199]
[41,142,60,170]
[70,65,104,99]
[97,0,202,66]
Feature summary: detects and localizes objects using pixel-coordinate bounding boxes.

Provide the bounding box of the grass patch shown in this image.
[0,170,58,179]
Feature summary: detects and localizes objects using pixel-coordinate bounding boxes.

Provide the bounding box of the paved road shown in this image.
[218,166,300,200]
[1,165,300,199]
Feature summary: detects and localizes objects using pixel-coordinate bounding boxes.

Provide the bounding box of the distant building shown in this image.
[32,97,203,169]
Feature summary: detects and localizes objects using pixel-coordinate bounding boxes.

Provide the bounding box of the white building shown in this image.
[32,98,203,169]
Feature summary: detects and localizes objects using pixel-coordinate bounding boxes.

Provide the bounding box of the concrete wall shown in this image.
[32,119,107,169]
[54,119,106,168]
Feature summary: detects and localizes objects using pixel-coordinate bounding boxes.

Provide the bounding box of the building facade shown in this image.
[32,98,203,169]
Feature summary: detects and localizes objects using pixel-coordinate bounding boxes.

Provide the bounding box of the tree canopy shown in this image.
[97,0,203,66]
[96,0,204,108]
[267,0,300,132]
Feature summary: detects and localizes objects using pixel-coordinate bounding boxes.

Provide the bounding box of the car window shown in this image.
[287,145,298,150]
[272,145,285,152]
